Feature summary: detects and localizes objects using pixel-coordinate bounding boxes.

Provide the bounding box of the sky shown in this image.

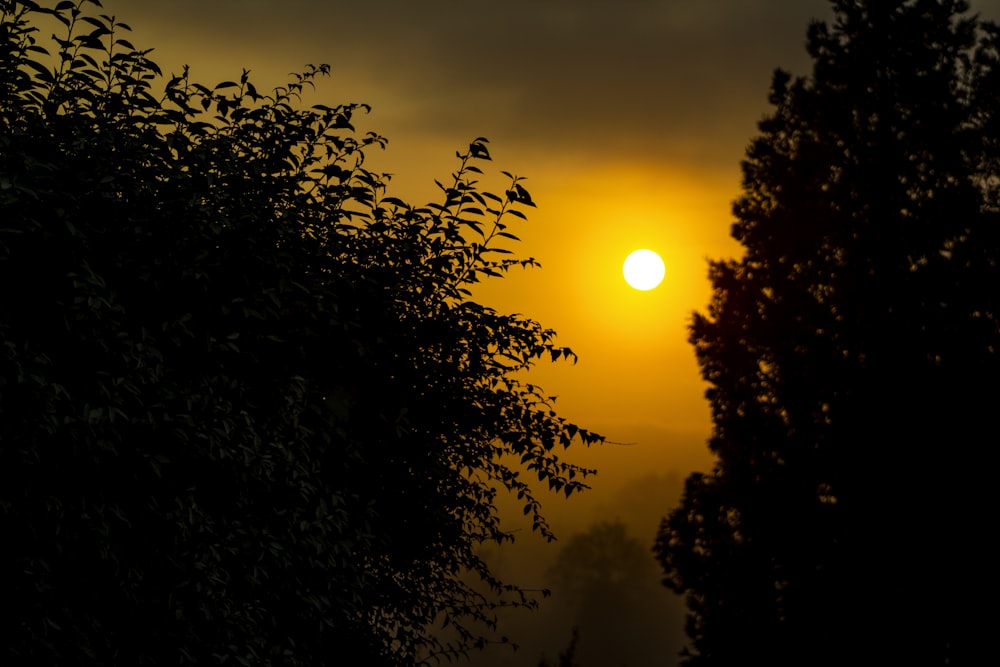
[94,1,1000,664]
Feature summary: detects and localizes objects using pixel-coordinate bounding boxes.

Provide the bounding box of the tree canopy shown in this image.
[0,1,602,664]
[655,1,1000,665]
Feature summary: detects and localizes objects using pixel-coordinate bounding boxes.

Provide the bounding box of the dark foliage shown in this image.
[655,1,1000,665]
[0,1,602,664]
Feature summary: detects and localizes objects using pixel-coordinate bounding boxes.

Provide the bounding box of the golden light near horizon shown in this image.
[623,249,666,291]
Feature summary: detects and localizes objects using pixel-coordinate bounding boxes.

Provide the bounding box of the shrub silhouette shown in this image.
[0,1,601,664]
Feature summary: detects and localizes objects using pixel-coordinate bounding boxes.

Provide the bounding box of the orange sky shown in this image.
[92,0,834,482]
[88,1,1000,662]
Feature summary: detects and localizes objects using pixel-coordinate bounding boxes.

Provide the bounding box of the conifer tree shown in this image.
[655,2,1000,664]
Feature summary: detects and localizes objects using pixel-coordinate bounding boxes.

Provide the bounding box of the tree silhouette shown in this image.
[655,1,1000,665]
[0,1,601,664]
[546,521,681,667]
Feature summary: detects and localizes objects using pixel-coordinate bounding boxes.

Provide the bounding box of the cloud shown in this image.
[104,0,839,168]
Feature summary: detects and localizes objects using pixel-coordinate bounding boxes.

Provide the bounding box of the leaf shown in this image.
[513,183,535,206]
[22,59,54,83]
[469,141,491,160]
[79,15,108,30]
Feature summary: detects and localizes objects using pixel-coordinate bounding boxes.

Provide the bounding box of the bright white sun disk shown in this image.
[623,249,665,290]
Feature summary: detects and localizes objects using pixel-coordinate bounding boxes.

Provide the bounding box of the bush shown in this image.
[0,1,601,663]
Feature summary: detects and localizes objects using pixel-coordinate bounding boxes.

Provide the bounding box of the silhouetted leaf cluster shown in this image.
[655,1,1000,665]
[0,1,602,664]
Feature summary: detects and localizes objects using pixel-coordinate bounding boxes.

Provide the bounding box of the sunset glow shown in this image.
[32,0,995,664]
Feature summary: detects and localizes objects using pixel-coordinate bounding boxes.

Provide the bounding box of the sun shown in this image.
[623,249,665,290]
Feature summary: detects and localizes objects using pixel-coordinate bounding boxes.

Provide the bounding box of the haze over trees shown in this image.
[655,0,1000,664]
[544,520,684,667]
[0,1,602,664]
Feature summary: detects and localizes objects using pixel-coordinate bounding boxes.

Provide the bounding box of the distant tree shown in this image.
[548,521,656,611]
[0,1,602,664]
[655,1,1000,665]
[546,520,679,667]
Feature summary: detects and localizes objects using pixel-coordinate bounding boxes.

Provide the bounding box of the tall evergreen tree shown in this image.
[655,1,1000,664]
